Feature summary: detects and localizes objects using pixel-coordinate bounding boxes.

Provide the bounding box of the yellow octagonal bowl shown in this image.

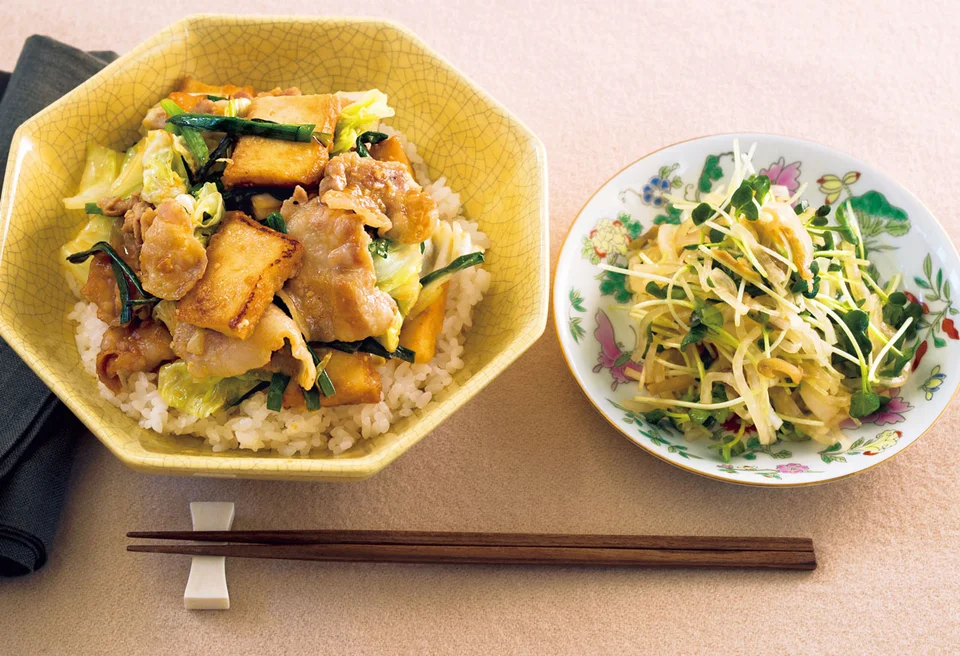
[0,15,548,480]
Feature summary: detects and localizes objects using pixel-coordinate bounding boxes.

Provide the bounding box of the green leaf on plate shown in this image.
[569,288,586,312]
[697,154,724,194]
[885,220,910,236]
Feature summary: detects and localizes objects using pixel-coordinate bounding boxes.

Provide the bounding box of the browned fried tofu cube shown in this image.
[221,94,343,189]
[319,351,382,407]
[369,135,414,177]
[176,212,303,339]
[177,76,254,98]
[399,283,448,364]
[282,349,382,409]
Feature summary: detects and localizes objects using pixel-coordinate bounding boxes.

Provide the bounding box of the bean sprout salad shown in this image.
[606,142,922,460]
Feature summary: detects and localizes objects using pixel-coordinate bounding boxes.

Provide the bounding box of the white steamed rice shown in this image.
[68,130,491,456]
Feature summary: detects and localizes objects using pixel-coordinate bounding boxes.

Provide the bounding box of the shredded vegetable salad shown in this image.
[608,141,922,459]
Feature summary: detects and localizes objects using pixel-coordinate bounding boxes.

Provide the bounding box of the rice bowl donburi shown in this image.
[61,78,490,456]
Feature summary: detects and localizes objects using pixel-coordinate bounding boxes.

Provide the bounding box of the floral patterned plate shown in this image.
[554,134,960,486]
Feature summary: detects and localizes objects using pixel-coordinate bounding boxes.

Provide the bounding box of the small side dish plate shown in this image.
[554,134,960,486]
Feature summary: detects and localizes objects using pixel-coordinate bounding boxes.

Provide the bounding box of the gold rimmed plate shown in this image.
[553,133,960,486]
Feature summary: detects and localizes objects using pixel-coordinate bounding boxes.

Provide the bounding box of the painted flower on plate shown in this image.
[776,463,809,474]
[641,175,671,207]
[758,158,802,197]
[592,309,641,389]
[817,171,861,204]
[588,218,630,259]
[920,365,946,401]
[841,388,912,428]
[862,430,902,456]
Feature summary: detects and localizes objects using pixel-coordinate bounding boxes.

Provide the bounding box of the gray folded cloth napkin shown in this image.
[0,36,117,577]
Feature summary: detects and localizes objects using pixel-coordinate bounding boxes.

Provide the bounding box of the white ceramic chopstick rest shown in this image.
[183,502,235,610]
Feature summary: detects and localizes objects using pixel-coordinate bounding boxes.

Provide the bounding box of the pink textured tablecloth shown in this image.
[2,1,959,653]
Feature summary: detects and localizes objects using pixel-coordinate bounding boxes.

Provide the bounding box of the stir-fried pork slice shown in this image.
[96,320,175,393]
[318,152,438,244]
[141,105,167,131]
[117,199,154,271]
[222,94,343,189]
[282,198,398,342]
[97,192,141,217]
[191,97,218,114]
[279,185,310,221]
[177,211,303,339]
[102,200,155,275]
[172,305,317,389]
[138,199,208,300]
[80,229,151,326]
[264,348,304,380]
[81,253,124,325]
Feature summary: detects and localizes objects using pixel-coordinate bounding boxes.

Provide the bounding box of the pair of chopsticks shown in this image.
[127,530,816,570]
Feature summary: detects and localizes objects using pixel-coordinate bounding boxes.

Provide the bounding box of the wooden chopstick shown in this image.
[127,543,815,569]
[126,531,816,570]
[127,530,813,552]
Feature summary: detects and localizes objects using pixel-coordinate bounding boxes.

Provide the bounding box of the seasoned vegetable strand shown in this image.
[317,370,336,397]
[266,373,290,412]
[420,252,485,286]
[160,100,210,169]
[194,134,236,183]
[315,338,416,363]
[166,114,329,144]
[229,381,270,408]
[110,260,133,324]
[302,385,322,411]
[66,241,159,323]
[355,130,389,158]
[304,343,337,398]
[263,212,287,234]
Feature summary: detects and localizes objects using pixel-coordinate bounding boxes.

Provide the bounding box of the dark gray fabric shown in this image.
[0,36,117,577]
[0,72,11,103]
[0,37,118,187]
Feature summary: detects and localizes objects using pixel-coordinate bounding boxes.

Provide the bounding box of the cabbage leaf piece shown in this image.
[157,361,268,418]
[141,130,191,204]
[62,145,123,210]
[332,89,395,154]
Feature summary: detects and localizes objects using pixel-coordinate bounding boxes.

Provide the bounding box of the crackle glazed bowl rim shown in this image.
[0,15,549,480]
[553,132,960,487]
